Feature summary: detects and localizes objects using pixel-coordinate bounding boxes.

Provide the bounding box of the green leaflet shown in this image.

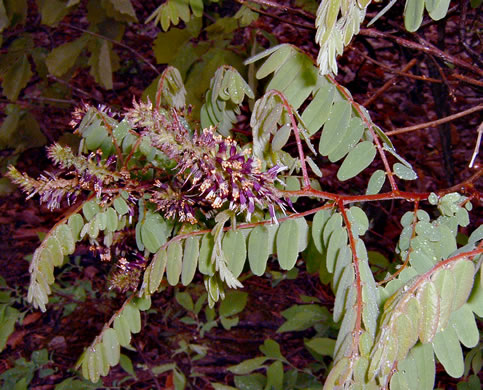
[141,212,168,254]
[175,291,194,311]
[255,44,293,79]
[123,303,141,334]
[305,337,336,356]
[276,219,299,270]
[432,326,464,378]
[311,209,331,253]
[82,199,100,222]
[417,281,440,344]
[113,197,129,216]
[113,313,131,347]
[332,245,352,293]
[181,236,200,286]
[166,241,183,286]
[198,233,215,276]
[155,66,186,109]
[105,207,118,233]
[322,212,343,248]
[219,291,248,318]
[149,247,167,294]
[101,328,120,367]
[45,35,88,77]
[467,272,483,316]
[347,206,369,236]
[319,100,351,156]
[451,260,475,311]
[366,170,386,195]
[2,54,32,101]
[222,230,246,278]
[404,0,425,32]
[266,360,284,390]
[394,162,418,180]
[88,39,115,90]
[103,0,137,22]
[153,27,191,64]
[275,55,318,109]
[450,304,479,348]
[45,235,64,267]
[326,227,347,273]
[271,123,291,152]
[334,295,357,361]
[301,83,335,136]
[425,0,451,20]
[328,116,364,163]
[248,225,270,276]
[337,141,376,181]
[391,343,435,390]
[55,224,75,255]
[333,266,355,323]
[96,211,107,231]
[323,357,351,390]
[432,268,455,331]
[295,217,309,253]
[228,356,268,375]
[394,312,419,362]
[250,91,286,159]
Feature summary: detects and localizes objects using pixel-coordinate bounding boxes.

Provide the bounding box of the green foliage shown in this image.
[0,349,51,389]
[0,277,21,352]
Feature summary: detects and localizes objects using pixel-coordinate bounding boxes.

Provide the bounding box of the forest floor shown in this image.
[0,1,481,389]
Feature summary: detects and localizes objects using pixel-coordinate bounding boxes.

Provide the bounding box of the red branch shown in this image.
[338,201,363,359]
[272,90,311,188]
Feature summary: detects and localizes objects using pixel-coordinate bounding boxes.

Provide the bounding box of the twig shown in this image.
[443,169,483,196]
[272,90,310,188]
[359,28,483,76]
[24,95,76,105]
[47,75,101,102]
[356,50,441,83]
[386,104,483,136]
[459,0,483,67]
[469,122,482,169]
[234,0,315,30]
[450,73,483,88]
[363,58,418,107]
[60,23,159,75]
[241,0,315,20]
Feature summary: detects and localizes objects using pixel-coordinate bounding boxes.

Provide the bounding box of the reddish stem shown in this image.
[338,201,363,358]
[272,90,311,189]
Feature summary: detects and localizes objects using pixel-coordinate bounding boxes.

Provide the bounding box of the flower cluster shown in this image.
[7,165,79,210]
[7,144,122,210]
[127,100,288,223]
[107,255,146,293]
